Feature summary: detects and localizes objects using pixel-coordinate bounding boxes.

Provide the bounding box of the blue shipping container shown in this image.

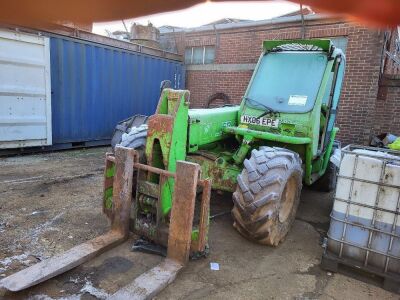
[50,36,184,145]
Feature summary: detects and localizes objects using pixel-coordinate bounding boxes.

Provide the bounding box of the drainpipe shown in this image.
[300,4,306,39]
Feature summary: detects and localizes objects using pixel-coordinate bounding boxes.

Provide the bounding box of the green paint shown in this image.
[106,164,115,178]
[186,153,241,192]
[104,164,115,209]
[104,187,113,209]
[321,127,339,174]
[144,89,190,216]
[188,106,239,151]
[191,229,199,241]
[232,136,253,165]
[224,127,312,145]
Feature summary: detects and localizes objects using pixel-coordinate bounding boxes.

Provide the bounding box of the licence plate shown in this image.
[241,115,279,128]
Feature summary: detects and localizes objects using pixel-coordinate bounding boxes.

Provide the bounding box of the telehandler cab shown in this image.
[0,39,345,298]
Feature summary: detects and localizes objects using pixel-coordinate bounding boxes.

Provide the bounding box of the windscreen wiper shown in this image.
[243,97,277,118]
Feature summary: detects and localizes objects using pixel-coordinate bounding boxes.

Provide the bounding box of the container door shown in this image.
[0,29,52,149]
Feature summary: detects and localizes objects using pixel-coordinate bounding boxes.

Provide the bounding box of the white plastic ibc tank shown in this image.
[327,145,400,274]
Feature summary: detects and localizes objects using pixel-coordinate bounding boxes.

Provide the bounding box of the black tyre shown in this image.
[118,124,147,159]
[232,147,303,246]
[116,122,148,195]
[111,115,148,150]
[316,161,337,192]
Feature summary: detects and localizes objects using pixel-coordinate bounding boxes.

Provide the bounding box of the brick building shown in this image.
[160,14,400,145]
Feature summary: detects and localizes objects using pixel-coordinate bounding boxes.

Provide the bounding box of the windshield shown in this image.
[246,52,328,113]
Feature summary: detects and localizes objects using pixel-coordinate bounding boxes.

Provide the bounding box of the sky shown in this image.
[93,1,300,36]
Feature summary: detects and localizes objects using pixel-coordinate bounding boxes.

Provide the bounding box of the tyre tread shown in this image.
[232,146,303,246]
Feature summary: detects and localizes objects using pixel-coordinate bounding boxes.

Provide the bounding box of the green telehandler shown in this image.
[108,38,346,247]
[0,39,346,298]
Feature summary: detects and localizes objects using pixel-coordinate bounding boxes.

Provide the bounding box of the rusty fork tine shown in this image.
[0,146,135,292]
[109,160,200,299]
[0,149,209,300]
[0,231,124,292]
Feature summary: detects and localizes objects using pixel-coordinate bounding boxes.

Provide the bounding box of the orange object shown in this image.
[300,0,400,28]
[0,0,398,30]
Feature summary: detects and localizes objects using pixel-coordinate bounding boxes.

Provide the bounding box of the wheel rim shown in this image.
[279,175,297,223]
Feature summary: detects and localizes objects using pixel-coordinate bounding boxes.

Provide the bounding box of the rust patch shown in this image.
[146,115,174,169]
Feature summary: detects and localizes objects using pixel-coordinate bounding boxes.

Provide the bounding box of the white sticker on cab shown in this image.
[288,95,307,106]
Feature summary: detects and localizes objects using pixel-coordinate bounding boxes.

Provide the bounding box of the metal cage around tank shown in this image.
[324,144,400,286]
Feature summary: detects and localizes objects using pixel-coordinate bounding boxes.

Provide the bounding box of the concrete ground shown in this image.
[0,147,397,300]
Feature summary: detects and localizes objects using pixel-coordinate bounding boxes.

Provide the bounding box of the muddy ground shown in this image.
[0,147,397,299]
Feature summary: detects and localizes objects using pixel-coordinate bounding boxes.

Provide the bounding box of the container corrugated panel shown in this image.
[50,36,184,145]
[0,29,52,149]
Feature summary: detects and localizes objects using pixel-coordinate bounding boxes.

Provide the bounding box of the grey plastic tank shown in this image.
[327,145,400,274]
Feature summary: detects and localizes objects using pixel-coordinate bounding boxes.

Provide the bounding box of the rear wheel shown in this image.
[314,141,340,192]
[114,120,148,195]
[232,147,303,246]
[111,114,148,151]
[316,161,337,192]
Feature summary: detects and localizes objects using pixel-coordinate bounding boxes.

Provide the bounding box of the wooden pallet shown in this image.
[321,251,400,294]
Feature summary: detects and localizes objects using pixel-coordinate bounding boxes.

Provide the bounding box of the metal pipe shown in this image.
[300,4,306,39]
[134,162,175,178]
[327,234,400,261]
[223,126,311,145]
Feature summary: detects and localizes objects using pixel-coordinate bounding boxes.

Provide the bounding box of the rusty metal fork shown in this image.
[0,146,136,292]
[109,160,202,299]
[0,148,211,300]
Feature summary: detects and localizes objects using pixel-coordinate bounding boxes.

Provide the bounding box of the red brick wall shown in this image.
[163,18,400,145]
[373,84,400,136]
[187,71,253,107]
[335,26,383,144]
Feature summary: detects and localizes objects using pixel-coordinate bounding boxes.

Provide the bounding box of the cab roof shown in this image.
[263,39,332,53]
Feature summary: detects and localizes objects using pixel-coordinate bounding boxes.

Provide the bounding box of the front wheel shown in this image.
[232,147,303,246]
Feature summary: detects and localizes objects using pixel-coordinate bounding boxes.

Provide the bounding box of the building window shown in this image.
[185,46,215,64]
[330,37,348,54]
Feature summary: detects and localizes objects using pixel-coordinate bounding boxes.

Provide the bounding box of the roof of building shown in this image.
[158,12,337,34]
[204,18,251,26]
[278,7,314,18]
[158,25,184,32]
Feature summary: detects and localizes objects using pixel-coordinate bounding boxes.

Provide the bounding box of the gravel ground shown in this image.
[0,148,397,299]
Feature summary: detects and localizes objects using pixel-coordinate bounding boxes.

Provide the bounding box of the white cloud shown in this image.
[93,1,300,35]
